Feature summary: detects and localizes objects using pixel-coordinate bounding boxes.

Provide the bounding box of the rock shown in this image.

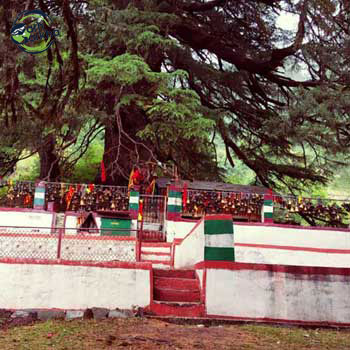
[37,310,65,321]
[65,310,84,320]
[0,309,12,319]
[135,307,144,318]
[91,307,110,320]
[108,309,132,319]
[9,315,37,327]
[9,310,37,328]
[83,309,94,319]
[11,309,38,318]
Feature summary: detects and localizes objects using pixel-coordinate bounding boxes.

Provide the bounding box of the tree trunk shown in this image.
[100,107,150,186]
[39,134,61,181]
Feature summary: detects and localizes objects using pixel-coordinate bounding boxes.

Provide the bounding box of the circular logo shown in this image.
[11,9,60,54]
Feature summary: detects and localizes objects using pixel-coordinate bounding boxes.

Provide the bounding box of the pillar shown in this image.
[167,186,183,220]
[128,189,140,220]
[33,181,46,210]
[262,193,274,223]
[204,215,235,261]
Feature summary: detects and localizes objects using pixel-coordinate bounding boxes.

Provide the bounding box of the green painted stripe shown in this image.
[167,204,182,213]
[204,247,235,261]
[34,198,45,205]
[205,220,233,235]
[129,203,139,210]
[264,212,273,219]
[264,199,273,206]
[129,191,139,197]
[168,191,182,198]
[35,187,46,193]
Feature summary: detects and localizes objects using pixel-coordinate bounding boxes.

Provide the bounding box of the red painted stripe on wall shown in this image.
[176,217,204,243]
[141,251,171,256]
[0,258,152,270]
[167,212,182,220]
[169,217,199,223]
[141,242,172,248]
[205,314,350,328]
[0,232,136,241]
[194,261,350,276]
[205,214,233,221]
[0,208,48,213]
[235,243,350,254]
[234,222,350,232]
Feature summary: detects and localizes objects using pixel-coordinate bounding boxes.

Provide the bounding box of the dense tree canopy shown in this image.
[0,0,349,191]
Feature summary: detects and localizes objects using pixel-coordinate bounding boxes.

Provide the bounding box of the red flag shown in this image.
[146,179,156,195]
[138,199,143,221]
[128,169,135,191]
[101,160,106,183]
[183,182,188,209]
[66,185,75,210]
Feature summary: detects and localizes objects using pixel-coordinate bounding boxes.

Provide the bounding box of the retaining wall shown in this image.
[0,209,53,233]
[0,260,151,310]
[165,219,197,242]
[174,219,204,269]
[234,223,350,268]
[0,233,136,261]
[203,261,350,326]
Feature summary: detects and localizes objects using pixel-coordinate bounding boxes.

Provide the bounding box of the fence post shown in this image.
[57,228,63,260]
[167,185,183,221]
[262,192,274,224]
[33,181,46,210]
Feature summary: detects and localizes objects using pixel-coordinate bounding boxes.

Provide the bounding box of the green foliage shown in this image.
[68,138,104,183]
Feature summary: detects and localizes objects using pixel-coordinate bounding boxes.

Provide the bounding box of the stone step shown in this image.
[154,277,199,290]
[153,269,196,279]
[154,287,201,303]
[148,301,204,317]
[141,253,171,262]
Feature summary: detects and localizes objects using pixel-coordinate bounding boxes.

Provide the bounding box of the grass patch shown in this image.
[1,318,350,350]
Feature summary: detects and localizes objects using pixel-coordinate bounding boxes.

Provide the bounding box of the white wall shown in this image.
[0,262,150,309]
[174,220,204,269]
[61,238,136,261]
[65,215,78,234]
[0,211,53,233]
[166,220,197,242]
[234,224,350,268]
[0,234,136,261]
[205,267,350,324]
[0,234,58,260]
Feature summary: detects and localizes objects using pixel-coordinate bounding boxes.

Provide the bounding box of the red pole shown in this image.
[57,228,63,259]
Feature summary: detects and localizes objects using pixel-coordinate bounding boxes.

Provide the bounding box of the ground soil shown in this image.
[0,317,350,349]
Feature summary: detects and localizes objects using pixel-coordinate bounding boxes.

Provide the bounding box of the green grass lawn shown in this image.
[0,318,350,350]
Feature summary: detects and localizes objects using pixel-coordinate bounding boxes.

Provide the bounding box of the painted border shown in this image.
[205,314,350,328]
[0,208,49,213]
[0,258,152,270]
[0,232,136,241]
[194,261,350,276]
[235,243,350,254]
[234,222,350,232]
[173,217,204,246]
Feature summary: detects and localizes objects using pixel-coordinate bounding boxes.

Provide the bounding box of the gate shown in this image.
[138,194,167,242]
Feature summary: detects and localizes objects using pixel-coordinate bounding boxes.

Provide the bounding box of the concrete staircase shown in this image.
[140,242,172,268]
[149,269,204,317]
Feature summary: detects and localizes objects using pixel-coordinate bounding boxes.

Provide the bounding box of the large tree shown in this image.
[1,0,350,190]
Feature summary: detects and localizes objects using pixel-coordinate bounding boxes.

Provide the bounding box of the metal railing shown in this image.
[273,196,350,227]
[0,180,129,212]
[183,190,263,220]
[0,226,138,262]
